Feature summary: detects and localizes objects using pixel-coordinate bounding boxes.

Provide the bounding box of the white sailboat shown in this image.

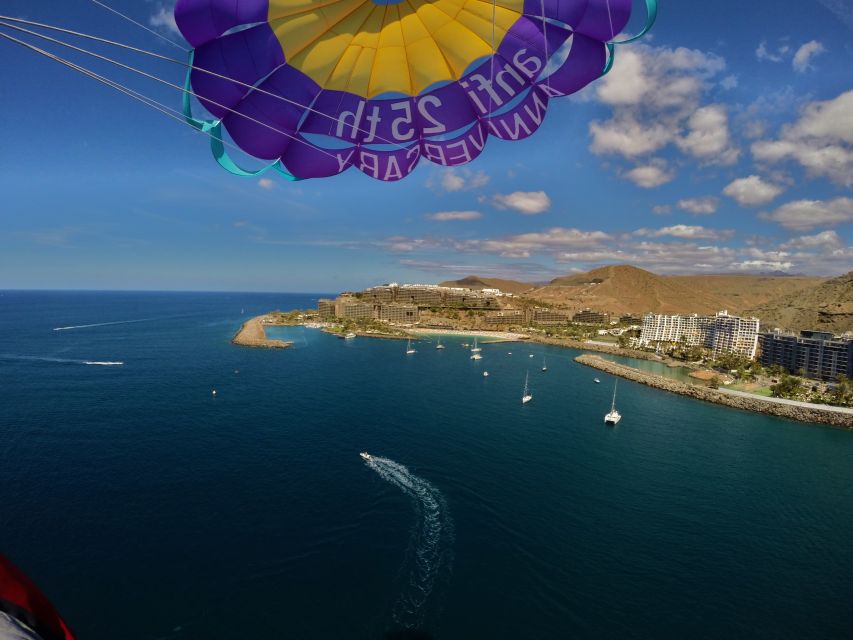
[522,371,533,404]
[471,352,482,360]
[406,338,417,355]
[604,379,621,424]
[470,337,482,353]
[436,337,445,350]
[541,356,547,372]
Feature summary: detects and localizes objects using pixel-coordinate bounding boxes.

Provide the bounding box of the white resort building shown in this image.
[639,310,760,359]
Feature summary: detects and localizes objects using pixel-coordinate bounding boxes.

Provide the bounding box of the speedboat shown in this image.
[483,371,489,377]
[344,332,356,340]
[594,378,600,383]
[359,452,371,461]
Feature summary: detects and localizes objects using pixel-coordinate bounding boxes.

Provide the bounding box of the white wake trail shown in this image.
[0,354,124,366]
[364,455,454,630]
[53,316,173,331]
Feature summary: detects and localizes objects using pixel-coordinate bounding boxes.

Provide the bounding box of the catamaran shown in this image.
[436,337,445,350]
[541,356,547,372]
[406,339,417,355]
[470,337,481,353]
[522,371,533,404]
[604,379,621,425]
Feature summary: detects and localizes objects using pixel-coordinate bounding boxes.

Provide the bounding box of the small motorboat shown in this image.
[594,378,601,384]
[359,452,371,461]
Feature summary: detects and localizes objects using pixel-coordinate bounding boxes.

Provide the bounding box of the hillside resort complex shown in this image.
[318,283,853,382]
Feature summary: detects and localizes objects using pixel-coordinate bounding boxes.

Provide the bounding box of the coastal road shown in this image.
[718,387,853,416]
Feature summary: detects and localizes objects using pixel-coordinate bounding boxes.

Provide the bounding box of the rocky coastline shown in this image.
[576,354,853,429]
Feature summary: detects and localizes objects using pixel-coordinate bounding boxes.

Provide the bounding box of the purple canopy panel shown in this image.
[300,91,368,144]
[175,0,270,48]
[191,24,284,119]
[538,33,606,97]
[221,65,317,160]
[575,0,632,41]
[355,144,421,181]
[415,82,479,138]
[420,121,489,167]
[281,140,356,180]
[524,0,589,30]
[486,87,550,141]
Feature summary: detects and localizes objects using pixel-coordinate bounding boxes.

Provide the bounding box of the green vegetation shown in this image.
[770,374,803,399]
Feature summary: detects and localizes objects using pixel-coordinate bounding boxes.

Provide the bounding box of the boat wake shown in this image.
[363,455,454,631]
[52,316,176,331]
[0,354,124,366]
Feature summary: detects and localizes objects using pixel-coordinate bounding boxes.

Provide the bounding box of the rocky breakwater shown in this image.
[232,315,292,349]
[576,354,853,429]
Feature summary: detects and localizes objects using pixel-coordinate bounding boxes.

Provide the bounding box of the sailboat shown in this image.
[436,337,445,350]
[541,356,547,372]
[406,338,417,355]
[522,371,533,404]
[470,337,482,353]
[604,379,621,424]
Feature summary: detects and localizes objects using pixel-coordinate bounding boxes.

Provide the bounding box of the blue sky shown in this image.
[0,0,851,291]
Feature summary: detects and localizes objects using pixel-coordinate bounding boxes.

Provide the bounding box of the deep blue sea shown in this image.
[1,291,852,640]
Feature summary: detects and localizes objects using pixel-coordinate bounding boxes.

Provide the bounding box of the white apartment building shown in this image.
[639,310,760,358]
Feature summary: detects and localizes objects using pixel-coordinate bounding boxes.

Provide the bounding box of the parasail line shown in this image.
[0,21,345,164]
[0,29,263,162]
[86,0,189,51]
[0,15,414,153]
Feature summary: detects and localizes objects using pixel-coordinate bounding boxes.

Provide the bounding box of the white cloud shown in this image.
[634,224,732,239]
[492,191,551,215]
[258,178,274,190]
[677,197,719,215]
[720,75,738,90]
[760,197,853,230]
[781,230,843,249]
[792,40,826,73]
[589,43,739,179]
[756,40,790,63]
[722,175,785,206]
[624,162,674,188]
[425,210,483,221]
[460,227,611,258]
[752,90,853,186]
[676,105,739,165]
[428,168,490,193]
[149,3,180,36]
[652,204,672,215]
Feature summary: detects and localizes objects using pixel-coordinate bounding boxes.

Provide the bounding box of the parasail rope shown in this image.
[0,30,261,165]
[0,14,413,153]
[0,19,344,164]
[87,0,189,51]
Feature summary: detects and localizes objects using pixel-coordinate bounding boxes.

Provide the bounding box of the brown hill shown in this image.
[526,265,823,315]
[439,276,534,295]
[745,271,853,333]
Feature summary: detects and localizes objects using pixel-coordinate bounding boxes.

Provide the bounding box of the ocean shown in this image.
[1,291,852,639]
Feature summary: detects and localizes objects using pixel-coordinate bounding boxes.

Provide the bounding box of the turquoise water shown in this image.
[596,353,698,383]
[1,291,853,639]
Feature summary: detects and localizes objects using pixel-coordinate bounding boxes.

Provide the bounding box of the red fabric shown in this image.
[0,555,75,640]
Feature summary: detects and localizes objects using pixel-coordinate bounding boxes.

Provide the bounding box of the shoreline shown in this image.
[575,354,853,429]
[408,328,528,343]
[232,315,292,349]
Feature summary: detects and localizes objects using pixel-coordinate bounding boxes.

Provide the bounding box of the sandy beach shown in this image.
[232,315,292,349]
[409,328,528,343]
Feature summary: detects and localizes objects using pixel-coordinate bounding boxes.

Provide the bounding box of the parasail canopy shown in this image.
[175,0,654,180]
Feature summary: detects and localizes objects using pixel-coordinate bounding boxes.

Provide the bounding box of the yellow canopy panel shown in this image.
[268,0,524,97]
